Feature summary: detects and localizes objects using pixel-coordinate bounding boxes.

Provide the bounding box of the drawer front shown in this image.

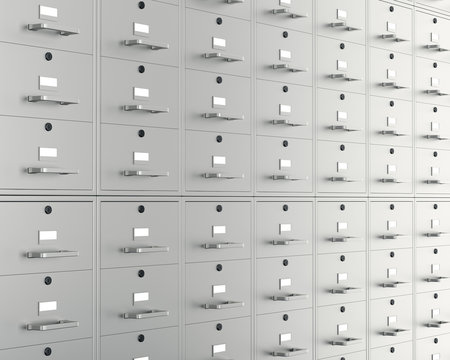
[416,246,450,293]
[256,201,313,258]
[416,103,450,150]
[416,58,450,106]
[317,201,367,254]
[100,124,179,192]
[100,265,179,335]
[0,43,92,122]
[0,271,93,350]
[186,260,251,324]
[416,333,450,360]
[256,309,313,360]
[256,80,312,139]
[416,290,450,339]
[256,0,312,33]
[185,131,251,192]
[187,0,251,20]
[416,11,450,62]
[101,57,179,129]
[416,201,450,248]
[317,302,367,359]
[257,24,312,86]
[416,0,450,13]
[0,202,93,275]
[186,9,251,77]
[370,248,413,299]
[185,201,252,263]
[370,342,412,360]
[317,252,366,306]
[369,201,413,250]
[0,117,93,191]
[317,89,366,143]
[101,0,179,66]
[256,137,313,193]
[186,70,251,134]
[186,318,251,360]
[100,201,179,268]
[256,256,313,314]
[416,148,450,194]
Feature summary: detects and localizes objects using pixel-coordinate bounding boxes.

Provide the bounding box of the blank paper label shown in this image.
[337,323,348,334]
[280,223,292,233]
[39,230,58,242]
[337,162,348,172]
[337,111,348,121]
[213,156,226,167]
[134,87,150,99]
[432,219,440,229]
[279,278,292,289]
[387,268,397,278]
[213,344,226,355]
[279,104,292,116]
[431,33,440,43]
[432,354,440,360]
[387,117,396,127]
[432,78,440,87]
[213,37,227,50]
[337,222,348,232]
[432,264,440,274]
[134,152,149,163]
[279,159,292,169]
[134,357,149,360]
[432,122,440,132]
[213,96,226,108]
[279,333,292,344]
[39,76,58,90]
[213,225,226,236]
[213,285,226,295]
[39,301,57,313]
[134,228,149,238]
[39,147,58,160]
[387,165,397,174]
[337,60,348,71]
[134,23,149,36]
[387,69,397,80]
[134,292,149,303]
[337,273,348,283]
[388,316,397,326]
[280,0,291,7]
[387,221,397,230]
[337,9,347,20]
[432,167,440,176]
[432,308,440,319]
[387,22,396,33]
[39,5,58,20]
[280,49,292,62]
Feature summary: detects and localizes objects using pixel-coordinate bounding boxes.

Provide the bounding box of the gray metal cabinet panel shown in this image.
[100,124,179,192]
[416,103,450,150]
[186,70,251,134]
[186,317,251,360]
[100,265,179,335]
[185,260,251,324]
[256,256,313,314]
[416,58,450,106]
[416,333,450,360]
[416,246,450,293]
[416,148,450,194]
[256,136,313,193]
[416,4,450,29]
[256,201,313,258]
[186,9,251,77]
[0,117,93,191]
[100,201,179,269]
[256,309,313,360]
[370,341,412,360]
[0,271,93,350]
[416,290,450,339]
[187,0,251,20]
[416,201,450,248]
[101,0,179,66]
[416,11,450,63]
[0,43,92,122]
[322,352,367,360]
[256,80,312,139]
[185,201,252,263]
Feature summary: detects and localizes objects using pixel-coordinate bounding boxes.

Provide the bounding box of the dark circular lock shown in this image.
[44,276,52,285]
[138,129,145,138]
[340,255,346,262]
[434,204,438,210]
[389,6,394,12]
[138,334,145,342]
[390,251,395,258]
[216,323,223,331]
[434,62,438,68]
[340,204,345,211]
[138,1,145,9]
[390,204,395,210]
[341,358,346,360]
[340,93,345,100]
[434,107,438,113]
[138,269,145,278]
[45,122,53,132]
[44,347,52,356]
[283,85,289,93]
[138,65,145,73]
[390,347,395,353]
[434,151,438,157]
[216,17,223,25]
[216,76,223,84]
[389,53,394,60]
[283,259,289,266]
[433,17,438,24]
[390,148,395,154]
[434,293,439,299]
[216,135,223,143]
[283,314,289,321]
[45,52,53,61]
[283,31,289,38]
[216,205,223,212]
[45,205,53,214]
[216,264,223,272]
[434,338,439,344]
[390,299,395,305]
[390,100,395,107]
[340,306,346,313]
[283,140,289,147]
[340,43,345,50]
[138,205,145,213]
[434,248,439,254]
[283,204,289,211]
[340,144,345,151]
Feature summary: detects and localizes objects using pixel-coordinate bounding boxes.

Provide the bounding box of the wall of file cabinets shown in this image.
[2,0,450,359]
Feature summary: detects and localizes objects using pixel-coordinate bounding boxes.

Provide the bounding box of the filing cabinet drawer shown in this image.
[100,124,179,192]
[0,271,93,350]
[416,201,450,247]
[101,0,179,66]
[416,246,450,293]
[186,70,251,134]
[416,103,450,150]
[257,24,312,86]
[317,0,366,44]
[0,117,92,191]
[186,260,251,324]
[101,327,178,360]
[317,302,367,359]
[185,201,251,263]
[256,309,313,360]
[416,11,450,63]
[256,201,313,258]
[187,0,251,20]
[370,145,413,194]
[186,317,251,360]
[317,89,366,143]
[256,80,312,139]
[369,201,413,250]
[317,201,367,254]
[100,201,179,268]
[101,265,178,335]
[256,137,313,193]
[370,248,413,299]
[0,0,93,54]
[318,37,366,94]
[370,295,413,348]
[256,256,313,314]
[185,131,251,193]
[256,0,312,33]
[416,333,450,360]
[370,97,413,147]
[416,2,450,24]
[0,202,93,275]
[101,57,179,129]
[186,9,251,77]
[321,352,367,360]
[317,252,366,306]
[0,43,92,122]
[416,290,450,339]
[369,1,412,54]
[416,58,450,106]
[416,148,450,194]
[0,339,93,359]
[370,342,412,360]
[370,48,412,101]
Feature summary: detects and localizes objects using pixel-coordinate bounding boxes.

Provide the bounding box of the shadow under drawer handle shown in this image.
[203,242,245,249]
[426,89,449,96]
[27,23,80,36]
[28,95,79,105]
[271,294,309,301]
[272,119,309,127]
[329,177,361,183]
[203,113,245,121]
[272,175,309,181]
[380,82,409,89]
[330,287,363,294]
[426,44,449,52]
[381,329,410,336]
[203,173,245,180]
[123,170,169,177]
[272,8,308,18]
[380,178,406,184]
[27,250,79,259]
[425,179,448,185]
[381,281,409,288]
[329,73,362,81]
[329,125,361,132]
[328,236,360,242]
[27,320,79,331]
[203,301,245,310]
[272,239,308,246]
[204,52,244,62]
[27,167,79,175]
[331,338,363,346]
[426,321,450,328]
[426,276,449,283]
[123,105,169,113]
[272,64,308,72]
[426,232,448,237]
[380,130,407,136]
[425,134,449,140]
[123,246,170,254]
[123,39,169,50]
[380,234,407,240]
[123,310,169,319]
[329,21,361,31]
[380,33,408,42]
[271,348,309,357]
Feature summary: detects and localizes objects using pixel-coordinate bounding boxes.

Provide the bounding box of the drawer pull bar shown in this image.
[329,125,361,132]
[123,246,170,254]
[123,170,169,177]
[331,337,363,346]
[426,321,450,328]
[204,52,244,62]
[123,310,169,319]
[203,242,245,249]
[330,21,361,31]
[27,250,79,258]
[380,33,408,42]
[381,82,409,89]
[203,301,245,310]
[425,179,448,185]
[227,0,244,3]
[329,73,362,82]
[28,95,79,105]
[123,105,169,113]
[425,276,449,283]
[27,167,79,175]
[271,348,309,357]
[328,236,360,242]
[27,23,80,36]
[272,175,309,181]
[381,328,411,336]
[426,44,449,52]
[203,113,245,121]
[425,134,449,140]
[380,130,407,136]
[272,119,309,127]
[26,320,79,331]
[204,173,245,180]
[124,39,169,50]
[330,287,363,294]
[381,281,409,288]
[272,239,308,246]
[380,234,407,240]
[271,293,309,301]
[426,89,449,96]
[426,232,448,237]
[272,64,308,72]
[272,8,308,18]
[380,178,406,184]
[329,177,361,182]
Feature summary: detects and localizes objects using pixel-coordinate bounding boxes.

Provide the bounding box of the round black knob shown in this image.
[138,65,145,73]
[340,144,345,151]
[340,93,345,100]
[138,205,145,213]
[216,135,223,143]
[138,269,145,278]
[216,323,223,331]
[389,6,394,12]
[434,248,439,254]
[434,204,438,209]
[138,1,145,9]
[434,337,439,344]
[138,129,145,137]
[390,347,395,353]
[434,151,438,157]
[340,255,346,262]
[283,85,289,93]
[390,251,395,258]
[341,358,346,360]
[283,31,289,38]
[283,314,289,321]
[283,204,289,211]
[340,306,346,313]
[390,53,395,60]
[45,205,53,214]
[45,122,53,132]
[340,204,345,211]
[390,204,395,210]
[283,140,289,147]
[390,299,395,305]
[216,264,223,272]
[390,100,395,107]
[138,334,145,342]
[434,107,438,113]
[45,52,53,61]
[216,76,223,84]
[44,347,52,356]
[390,148,395,154]
[216,205,223,212]
[434,62,438,68]
[283,259,289,266]
[44,276,52,285]
[340,43,345,49]
[216,17,223,25]
[434,293,439,299]
[433,17,438,24]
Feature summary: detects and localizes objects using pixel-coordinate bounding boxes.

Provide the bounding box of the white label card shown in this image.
[213,225,226,236]
[337,222,348,232]
[212,96,226,108]
[387,221,397,230]
[280,223,292,233]
[280,0,291,7]
[279,333,292,344]
[387,117,396,127]
[387,22,396,33]
[213,156,227,167]
[431,33,440,43]
[134,292,149,303]
[134,23,149,36]
[388,316,397,326]
[337,111,348,121]
[337,162,348,172]
[134,152,149,163]
[432,78,440,87]
[39,301,57,313]
[387,69,397,80]
[39,230,58,242]
[39,147,58,160]
[387,268,397,278]
[280,49,292,62]
[387,165,397,175]
[213,344,226,355]
[279,159,292,170]
[134,228,149,239]
[39,76,58,91]
[432,354,441,360]
[134,357,149,360]
[337,9,347,21]
[39,5,58,20]
[279,278,292,289]
[337,273,348,283]
[432,219,440,229]
[432,167,440,176]
[213,37,227,50]
[337,60,348,71]
[213,285,226,296]
[432,122,440,132]
[337,323,348,335]
[432,264,440,274]
[432,308,440,319]
[134,87,149,99]
[279,104,292,116]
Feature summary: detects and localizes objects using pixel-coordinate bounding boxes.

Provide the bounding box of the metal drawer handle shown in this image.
[426,44,449,52]
[28,95,79,105]
[329,177,361,183]
[426,89,449,96]
[380,33,409,42]
[330,287,363,294]
[27,250,79,259]
[123,170,169,177]
[123,105,169,113]
[272,119,309,127]
[204,52,244,62]
[380,234,407,240]
[203,242,245,249]
[331,337,363,346]
[380,130,407,136]
[203,301,245,310]
[426,276,449,283]
[271,293,309,301]
[381,82,409,89]
[272,64,308,72]
[328,236,360,242]
[330,21,361,31]
[272,239,309,246]
[271,348,309,357]
[124,39,169,50]
[272,175,309,181]
[272,8,308,18]
[203,113,245,121]
[123,310,169,319]
[426,321,450,328]
[426,232,448,237]
[203,173,245,180]
[27,320,79,331]
[381,281,409,288]
[425,179,448,185]
[123,246,170,254]
[380,178,406,184]
[381,329,411,336]
[329,125,361,132]
[227,0,244,3]
[27,167,79,175]
[27,23,80,36]
[329,73,362,82]
[425,134,449,140]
